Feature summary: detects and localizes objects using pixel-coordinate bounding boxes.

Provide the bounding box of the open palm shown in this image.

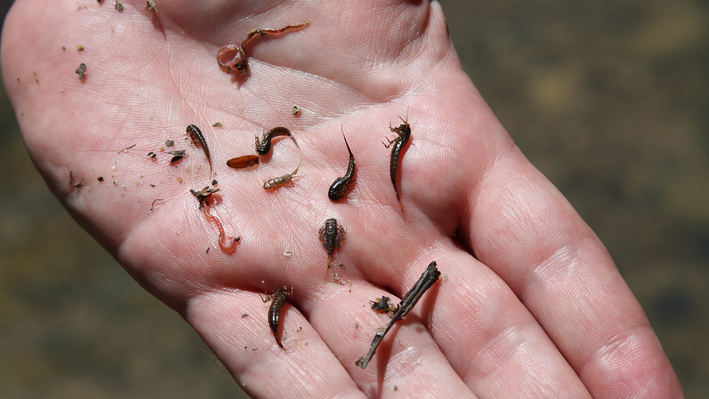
[2,0,683,397]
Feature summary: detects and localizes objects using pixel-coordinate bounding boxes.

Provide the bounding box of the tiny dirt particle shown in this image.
[97,176,104,182]
[119,143,136,153]
[212,122,222,127]
[76,45,84,51]
[165,140,174,147]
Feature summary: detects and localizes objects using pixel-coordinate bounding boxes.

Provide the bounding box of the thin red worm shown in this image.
[202,205,240,253]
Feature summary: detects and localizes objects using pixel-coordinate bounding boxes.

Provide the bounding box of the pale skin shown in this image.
[1,0,684,398]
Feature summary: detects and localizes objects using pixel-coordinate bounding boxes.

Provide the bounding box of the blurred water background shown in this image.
[1,0,707,397]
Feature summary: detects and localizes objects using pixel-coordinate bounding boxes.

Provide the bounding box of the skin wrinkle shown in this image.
[522,243,601,338]
[466,327,536,392]
[583,326,662,398]
[519,237,593,310]
[471,325,528,376]
[524,239,587,300]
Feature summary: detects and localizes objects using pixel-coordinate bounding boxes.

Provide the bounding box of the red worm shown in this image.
[202,205,240,253]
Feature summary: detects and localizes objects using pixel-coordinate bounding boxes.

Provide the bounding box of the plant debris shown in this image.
[168,150,186,165]
[145,1,157,14]
[370,296,398,317]
[119,143,136,153]
[356,261,441,369]
[149,198,163,212]
[190,186,219,207]
[75,63,87,80]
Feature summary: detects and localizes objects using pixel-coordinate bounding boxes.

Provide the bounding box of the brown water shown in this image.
[1,0,707,397]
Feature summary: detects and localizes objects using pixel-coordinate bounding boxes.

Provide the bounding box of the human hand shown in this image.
[1,0,683,397]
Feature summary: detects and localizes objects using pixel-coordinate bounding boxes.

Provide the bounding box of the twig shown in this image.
[356,261,440,368]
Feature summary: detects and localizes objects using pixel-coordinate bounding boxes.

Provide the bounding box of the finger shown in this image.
[463,136,683,395]
[421,251,592,397]
[186,289,365,398]
[304,278,477,398]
